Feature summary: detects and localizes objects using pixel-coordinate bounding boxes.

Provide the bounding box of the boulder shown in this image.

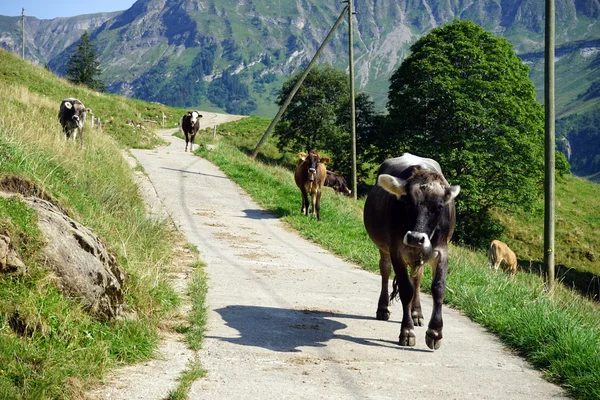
[0,233,27,275]
[22,196,127,320]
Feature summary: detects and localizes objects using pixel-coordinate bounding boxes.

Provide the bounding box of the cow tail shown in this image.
[390,276,400,303]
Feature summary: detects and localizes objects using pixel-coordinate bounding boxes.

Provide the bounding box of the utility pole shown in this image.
[251,6,349,159]
[346,0,357,200]
[21,8,25,59]
[544,0,555,291]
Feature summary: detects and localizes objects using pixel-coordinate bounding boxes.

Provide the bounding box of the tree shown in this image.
[66,31,105,91]
[274,65,380,188]
[386,20,569,247]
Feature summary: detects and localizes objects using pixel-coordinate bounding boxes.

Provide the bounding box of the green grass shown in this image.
[193,120,600,400]
[0,51,184,399]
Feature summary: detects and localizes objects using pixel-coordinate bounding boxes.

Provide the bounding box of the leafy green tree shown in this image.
[274,65,380,187]
[386,20,569,246]
[66,31,105,91]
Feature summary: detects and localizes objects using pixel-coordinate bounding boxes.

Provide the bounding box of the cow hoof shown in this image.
[399,329,416,346]
[425,328,442,350]
[412,312,424,326]
[376,309,390,321]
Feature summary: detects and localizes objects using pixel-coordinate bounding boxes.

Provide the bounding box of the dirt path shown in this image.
[90,113,566,399]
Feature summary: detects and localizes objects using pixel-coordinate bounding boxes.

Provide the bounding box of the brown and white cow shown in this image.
[58,98,87,146]
[325,170,352,196]
[294,150,330,221]
[363,153,460,350]
[489,239,518,276]
[181,111,203,152]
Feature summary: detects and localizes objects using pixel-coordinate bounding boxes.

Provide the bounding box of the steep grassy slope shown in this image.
[0,50,185,399]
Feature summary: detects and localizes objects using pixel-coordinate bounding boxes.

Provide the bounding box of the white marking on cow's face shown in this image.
[403,231,432,255]
[191,111,199,124]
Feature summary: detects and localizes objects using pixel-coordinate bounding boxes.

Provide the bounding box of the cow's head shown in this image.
[64,100,85,129]
[378,168,459,262]
[188,111,202,131]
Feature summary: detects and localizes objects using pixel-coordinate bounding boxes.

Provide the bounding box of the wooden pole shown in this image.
[347,0,357,200]
[251,6,349,159]
[21,8,25,59]
[544,0,555,291]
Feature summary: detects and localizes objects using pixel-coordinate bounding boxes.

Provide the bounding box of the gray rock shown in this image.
[0,233,27,275]
[23,196,127,321]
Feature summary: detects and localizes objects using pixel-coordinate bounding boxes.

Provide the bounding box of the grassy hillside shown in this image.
[192,117,600,399]
[0,49,191,399]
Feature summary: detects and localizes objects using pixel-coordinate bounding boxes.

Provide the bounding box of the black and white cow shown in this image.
[181,111,203,152]
[363,153,460,350]
[58,98,87,146]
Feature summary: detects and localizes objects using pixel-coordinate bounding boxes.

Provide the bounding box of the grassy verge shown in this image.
[194,126,600,399]
[0,67,179,397]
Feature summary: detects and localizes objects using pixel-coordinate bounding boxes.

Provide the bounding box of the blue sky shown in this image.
[0,1,136,19]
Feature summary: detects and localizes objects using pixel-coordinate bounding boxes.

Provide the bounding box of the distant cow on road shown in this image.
[294,150,330,221]
[325,171,351,196]
[489,240,518,276]
[364,153,460,350]
[58,98,87,146]
[181,111,203,152]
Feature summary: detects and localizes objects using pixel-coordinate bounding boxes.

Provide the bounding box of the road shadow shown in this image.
[206,305,432,353]
[242,209,279,220]
[160,166,228,179]
[519,259,600,301]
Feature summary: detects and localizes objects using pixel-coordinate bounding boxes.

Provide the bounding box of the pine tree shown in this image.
[66,31,105,92]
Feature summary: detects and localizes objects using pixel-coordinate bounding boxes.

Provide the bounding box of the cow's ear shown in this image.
[198,114,203,118]
[378,174,407,199]
[298,152,307,161]
[444,185,460,204]
[65,102,72,110]
[320,157,330,164]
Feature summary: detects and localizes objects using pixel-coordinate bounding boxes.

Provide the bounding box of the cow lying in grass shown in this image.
[294,150,330,221]
[325,171,352,196]
[58,98,87,146]
[489,239,518,276]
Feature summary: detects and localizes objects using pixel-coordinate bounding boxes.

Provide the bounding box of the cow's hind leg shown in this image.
[426,249,449,350]
[410,266,424,326]
[391,254,416,346]
[376,250,391,321]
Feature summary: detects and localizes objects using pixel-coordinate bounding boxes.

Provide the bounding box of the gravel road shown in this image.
[90,113,567,400]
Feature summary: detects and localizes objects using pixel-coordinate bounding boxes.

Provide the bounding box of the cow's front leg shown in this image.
[315,191,322,221]
[391,254,415,346]
[190,133,196,152]
[426,248,448,350]
[376,250,391,320]
[410,265,424,326]
[184,133,189,152]
[301,190,309,215]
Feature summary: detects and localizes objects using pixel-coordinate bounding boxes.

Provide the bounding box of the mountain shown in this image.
[1,0,599,170]
[0,12,121,66]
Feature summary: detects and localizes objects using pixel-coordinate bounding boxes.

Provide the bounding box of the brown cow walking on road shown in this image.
[363,153,460,350]
[294,150,330,221]
[489,240,518,276]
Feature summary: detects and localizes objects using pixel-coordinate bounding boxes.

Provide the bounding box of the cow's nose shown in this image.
[308,168,316,174]
[72,115,79,121]
[403,231,430,248]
